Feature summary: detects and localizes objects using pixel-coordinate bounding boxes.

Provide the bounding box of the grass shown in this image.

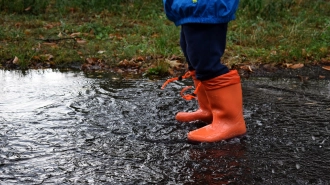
[0,0,329,75]
[226,0,330,66]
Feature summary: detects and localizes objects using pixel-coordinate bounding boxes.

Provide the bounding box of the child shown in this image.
[162,0,246,142]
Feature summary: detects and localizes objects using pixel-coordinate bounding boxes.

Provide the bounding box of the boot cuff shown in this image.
[202,70,241,90]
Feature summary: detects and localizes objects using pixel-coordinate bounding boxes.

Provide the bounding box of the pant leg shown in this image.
[180,27,194,71]
[181,23,229,81]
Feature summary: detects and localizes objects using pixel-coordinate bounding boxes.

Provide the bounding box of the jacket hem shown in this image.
[174,16,235,26]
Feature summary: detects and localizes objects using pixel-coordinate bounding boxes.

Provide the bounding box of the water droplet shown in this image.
[256,120,262,126]
[296,164,300,169]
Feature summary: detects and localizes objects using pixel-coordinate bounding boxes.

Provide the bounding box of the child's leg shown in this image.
[179,24,246,142]
[180,28,194,71]
[181,23,229,81]
[176,26,212,123]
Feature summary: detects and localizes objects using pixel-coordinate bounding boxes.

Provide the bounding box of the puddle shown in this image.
[0,69,330,184]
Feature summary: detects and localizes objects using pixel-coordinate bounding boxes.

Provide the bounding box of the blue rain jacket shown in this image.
[163,0,239,26]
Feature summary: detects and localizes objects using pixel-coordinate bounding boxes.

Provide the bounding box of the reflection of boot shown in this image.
[176,71,212,123]
[188,70,246,142]
[189,143,248,184]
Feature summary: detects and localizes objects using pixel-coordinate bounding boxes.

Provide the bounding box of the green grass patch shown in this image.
[144,60,170,77]
[226,0,330,65]
[0,0,329,72]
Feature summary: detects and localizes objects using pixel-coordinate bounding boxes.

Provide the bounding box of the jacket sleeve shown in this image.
[163,0,176,23]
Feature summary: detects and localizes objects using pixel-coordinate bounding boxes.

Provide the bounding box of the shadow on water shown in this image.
[0,69,329,184]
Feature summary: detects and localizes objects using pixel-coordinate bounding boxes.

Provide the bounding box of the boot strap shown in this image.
[161,71,200,100]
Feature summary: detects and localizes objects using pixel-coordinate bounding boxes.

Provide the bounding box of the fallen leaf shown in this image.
[298,75,309,82]
[40,54,54,61]
[320,47,327,53]
[81,64,91,70]
[262,63,277,71]
[44,24,54,29]
[86,58,98,64]
[76,39,87,44]
[166,59,183,69]
[109,33,123,39]
[24,29,32,35]
[151,33,159,38]
[69,7,77,13]
[170,55,181,60]
[71,32,81,37]
[42,42,57,47]
[240,65,253,72]
[98,50,106,54]
[321,58,329,63]
[270,50,277,55]
[25,6,31,11]
[12,56,19,64]
[289,63,304,69]
[33,56,41,60]
[118,59,129,67]
[284,63,292,68]
[118,59,141,68]
[322,66,330,71]
[135,56,145,61]
[15,23,21,28]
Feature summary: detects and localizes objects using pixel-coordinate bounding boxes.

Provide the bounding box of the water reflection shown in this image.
[187,141,250,185]
[1,69,330,184]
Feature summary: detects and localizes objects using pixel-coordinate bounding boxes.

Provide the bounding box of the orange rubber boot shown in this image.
[176,71,212,123]
[187,70,246,142]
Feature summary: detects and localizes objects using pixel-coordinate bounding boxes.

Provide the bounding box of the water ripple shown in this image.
[0,70,329,184]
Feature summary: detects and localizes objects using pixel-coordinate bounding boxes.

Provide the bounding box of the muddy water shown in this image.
[0,69,329,184]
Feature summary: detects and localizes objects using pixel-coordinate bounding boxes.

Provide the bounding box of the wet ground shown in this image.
[0,68,330,184]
